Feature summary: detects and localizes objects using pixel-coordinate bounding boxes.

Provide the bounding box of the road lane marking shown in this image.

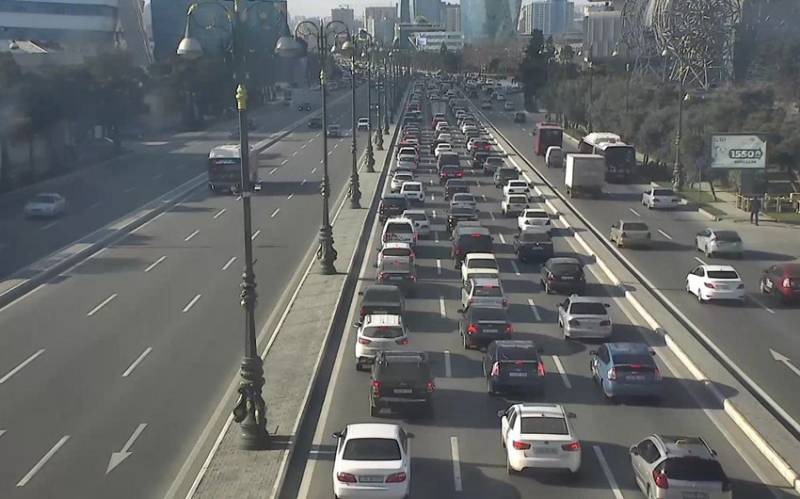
[593,445,624,499]
[16,436,70,487]
[87,293,118,317]
[552,355,572,388]
[281,159,288,165]
[527,298,541,321]
[770,349,800,377]
[510,260,521,276]
[184,230,199,242]
[444,350,452,377]
[182,294,202,313]
[213,209,226,219]
[251,229,261,240]
[694,256,707,265]
[0,284,43,313]
[436,259,442,275]
[311,167,318,174]
[0,349,45,384]
[107,423,147,474]
[431,194,435,201]
[270,208,280,218]
[489,211,495,220]
[750,296,775,314]
[292,151,299,156]
[122,347,153,377]
[432,209,437,219]
[301,179,307,185]
[658,229,672,240]
[628,208,641,217]
[144,256,166,273]
[0,430,5,439]
[300,143,307,150]
[287,194,294,200]
[89,201,102,210]
[334,143,339,149]
[39,221,58,231]
[498,233,506,244]
[221,257,237,271]
[439,296,446,318]
[236,196,242,201]
[481,195,487,201]
[450,437,463,492]
[269,168,278,175]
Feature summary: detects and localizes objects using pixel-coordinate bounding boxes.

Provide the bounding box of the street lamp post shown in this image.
[374,61,384,150]
[673,84,689,192]
[382,54,390,135]
[278,20,349,275]
[343,36,361,208]
[583,44,594,132]
[388,52,394,124]
[178,0,292,451]
[360,31,376,171]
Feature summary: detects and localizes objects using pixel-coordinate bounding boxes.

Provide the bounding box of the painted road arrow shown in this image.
[106,423,147,474]
[770,349,800,378]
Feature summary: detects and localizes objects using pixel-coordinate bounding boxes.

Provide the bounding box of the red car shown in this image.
[759,263,800,303]
[439,165,464,184]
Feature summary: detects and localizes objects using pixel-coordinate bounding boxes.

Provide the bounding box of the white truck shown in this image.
[564,153,605,198]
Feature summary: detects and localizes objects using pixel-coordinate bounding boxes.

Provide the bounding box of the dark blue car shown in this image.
[590,342,662,402]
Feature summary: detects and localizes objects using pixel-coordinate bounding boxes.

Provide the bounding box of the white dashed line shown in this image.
[301,144,307,150]
[152,173,164,180]
[489,211,496,220]
[87,294,118,317]
[444,350,452,377]
[222,256,237,270]
[527,298,541,321]
[236,196,242,201]
[439,297,446,318]
[432,209,437,219]
[450,437,463,492]
[182,294,202,313]
[213,209,226,219]
[434,232,440,243]
[270,168,278,175]
[628,208,641,217]
[270,208,280,218]
[123,186,136,193]
[594,445,624,499]
[287,194,294,200]
[498,234,506,244]
[436,259,442,275]
[552,355,572,389]
[301,179,307,185]
[311,167,317,174]
[292,151,299,156]
[251,229,262,240]
[431,194,435,201]
[144,256,166,273]
[510,260,521,276]
[281,159,288,165]
[0,349,45,384]
[89,201,102,210]
[657,229,672,240]
[184,230,199,242]
[122,347,153,377]
[16,436,70,487]
[39,221,58,231]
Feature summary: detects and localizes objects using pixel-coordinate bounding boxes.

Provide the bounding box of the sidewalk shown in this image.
[186,106,403,499]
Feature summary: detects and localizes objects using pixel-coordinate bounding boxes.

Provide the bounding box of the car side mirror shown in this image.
[496,410,506,418]
[406,432,415,439]
[629,446,639,456]
[332,432,343,439]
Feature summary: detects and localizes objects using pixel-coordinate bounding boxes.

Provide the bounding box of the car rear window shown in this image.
[612,353,654,366]
[663,457,727,482]
[364,326,404,339]
[486,157,505,165]
[403,184,421,191]
[509,196,527,203]
[382,197,407,208]
[622,222,649,231]
[707,270,739,279]
[382,247,411,257]
[473,285,502,297]
[520,417,568,435]
[471,307,507,322]
[468,258,498,269]
[447,180,467,188]
[404,213,427,222]
[342,438,401,461]
[569,302,607,315]
[552,263,582,275]
[451,207,475,217]
[459,235,493,251]
[653,189,675,196]
[395,174,413,182]
[377,362,430,382]
[453,194,474,201]
[498,347,537,361]
[498,168,518,178]
[386,222,413,233]
[714,231,741,242]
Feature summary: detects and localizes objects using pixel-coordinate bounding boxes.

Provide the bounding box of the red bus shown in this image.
[533,122,563,156]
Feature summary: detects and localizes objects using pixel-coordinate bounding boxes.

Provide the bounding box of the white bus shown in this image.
[207,144,260,194]
[578,132,636,183]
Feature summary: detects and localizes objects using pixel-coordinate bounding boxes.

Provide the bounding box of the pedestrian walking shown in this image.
[750,196,761,226]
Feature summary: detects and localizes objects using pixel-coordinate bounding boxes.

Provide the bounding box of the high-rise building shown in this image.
[583,9,622,59]
[331,7,356,33]
[365,6,397,45]
[412,0,443,25]
[518,0,573,36]
[400,0,411,23]
[461,0,521,41]
[443,3,461,32]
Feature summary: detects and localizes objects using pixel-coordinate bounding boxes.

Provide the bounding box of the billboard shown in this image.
[710,134,767,169]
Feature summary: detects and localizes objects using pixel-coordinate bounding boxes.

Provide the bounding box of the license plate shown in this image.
[359,475,384,483]
[533,446,557,454]
[509,372,528,377]
[482,328,498,334]
[561,276,574,280]
[680,493,708,499]
[625,375,645,381]
[394,388,413,394]
[387,276,402,281]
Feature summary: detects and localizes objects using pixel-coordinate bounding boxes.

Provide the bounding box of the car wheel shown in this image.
[759,280,768,294]
[544,282,552,294]
[685,280,692,293]
[567,468,581,481]
[697,289,705,303]
[705,249,713,258]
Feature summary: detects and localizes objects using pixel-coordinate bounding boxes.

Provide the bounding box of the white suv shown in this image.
[382,217,416,248]
[354,314,409,370]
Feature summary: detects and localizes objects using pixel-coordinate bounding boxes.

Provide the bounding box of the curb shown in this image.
[697,206,720,221]
[480,108,800,494]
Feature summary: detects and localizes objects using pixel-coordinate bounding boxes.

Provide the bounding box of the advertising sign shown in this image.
[710,134,767,169]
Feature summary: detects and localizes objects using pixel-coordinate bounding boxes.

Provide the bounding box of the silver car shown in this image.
[402,209,431,238]
[610,220,651,248]
[461,277,507,310]
[695,228,743,258]
[557,295,612,340]
[450,193,478,211]
[630,434,732,499]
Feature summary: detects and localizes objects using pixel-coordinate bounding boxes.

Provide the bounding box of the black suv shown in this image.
[370,351,434,417]
[513,230,554,262]
[359,284,405,320]
[459,305,512,350]
[483,340,545,396]
[451,226,493,267]
[379,194,409,222]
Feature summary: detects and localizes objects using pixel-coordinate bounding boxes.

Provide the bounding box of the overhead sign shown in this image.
[710,134,767,169]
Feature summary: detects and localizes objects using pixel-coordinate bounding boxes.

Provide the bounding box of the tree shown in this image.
[517,30,548,110]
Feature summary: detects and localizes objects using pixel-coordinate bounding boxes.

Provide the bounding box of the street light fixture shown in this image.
[277,19,349,275]
[178,0,290,451]
[341,36,361,209]
[374,47,384,151]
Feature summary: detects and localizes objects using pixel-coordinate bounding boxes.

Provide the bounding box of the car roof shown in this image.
[652,435,715,458]
[381,242,412,250]
[466,252,495,260]
[364,284,401,294]
[402,209,427,216]
[363,314,403,326]
[700,264,737,272]
[385,217,413,225]
[382,193,405,200]
[517,403,566,418]
[567,295,605,304]
[346,423,402,440]
[402,181,423,186]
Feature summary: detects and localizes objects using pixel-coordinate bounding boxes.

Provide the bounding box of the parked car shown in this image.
[610,220,651,248]
[459,305,512,350]
[484,341,545,396]
[759,263,800,303]
[369,351,434,417]
[590,342,662,402]
[557,295,612,340]
[685,265,745,303]
[695,229,743,258]
[541,257,586,295]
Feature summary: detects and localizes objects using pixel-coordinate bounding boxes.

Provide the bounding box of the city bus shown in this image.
[578,132,636,183]
[207,144,260,194]
[533,122,563,156]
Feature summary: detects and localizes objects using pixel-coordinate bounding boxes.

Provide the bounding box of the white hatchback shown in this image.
[499,403,581,475]
[461,253,499,283]
[332,423,411,499]
[686,265,745,303]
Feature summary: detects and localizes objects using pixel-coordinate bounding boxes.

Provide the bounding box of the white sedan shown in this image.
[434,143,453,158]
[686,264,746,303]
[503,180,530,197]
[517,208,551,233]
[332,423,411,498]
[25,192,66,218]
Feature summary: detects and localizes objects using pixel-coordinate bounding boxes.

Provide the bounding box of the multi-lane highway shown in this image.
[286,89,794,498]
[0,84,375,498]
[480,99,800,437]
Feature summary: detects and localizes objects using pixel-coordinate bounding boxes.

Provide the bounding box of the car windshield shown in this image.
[403,184,421,191]
[520,417,568,435]
[663,457,727,482]
[364,326,404,339]
[524,211,547,218]
[622,222,649,231]
[707,270,740,279]
[472,307,507,322]
[714,231,741,242]
[342,438,402,461]
[569,302,607,315]
[386,223,413,234]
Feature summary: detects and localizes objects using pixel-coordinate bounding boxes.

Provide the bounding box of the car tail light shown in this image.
[654,367,662,381]
[568,319,580,326]
[561,441,581,452]
[537,362,546,376]
[600,320,611,326]
[467,324,479,335]
[337,472,357,483]
[782,278,792,288]
[358,337,372,345]
[607,368,617,380]
[386,472,407,483]
[704,282,716,289]
[653,469,669,489]
[426,380,435,392]
[505,324,513,334]
[512,440,531,450]
[396,337,409,345]
[490,362,500,376]
[371,380,381,397]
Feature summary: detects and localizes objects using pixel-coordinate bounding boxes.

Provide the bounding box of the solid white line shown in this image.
[182,294,202,313]
[87,293,118,317]
[444,350,452,377]
[489,211,496,220]
[311,167,318,174]
[281,159,288,165]
[694,256,707,265]
[213,209,226,219]
[236,196,242,201]
[121,347,153,377]
[498,233,506,244]
[450,437,463,492]
[657,229,672,240]
[251,229,261,241]
[270,168,278,175]
[628,208,641,217]
[593,445,624,499]
[270,208,280,218]
[221,256,237,270]
[144,256,166,273]
[287,194,294,200]
[16,436,70,487]
[184,230,199,241]
[0,349,45,384]
[552,355,572,389]
[527,298,541,321]
[40,221,58,231]
[0,430,5,439]
[439,297,446,318]
[437,259,442,275]
[510,260,521,276]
